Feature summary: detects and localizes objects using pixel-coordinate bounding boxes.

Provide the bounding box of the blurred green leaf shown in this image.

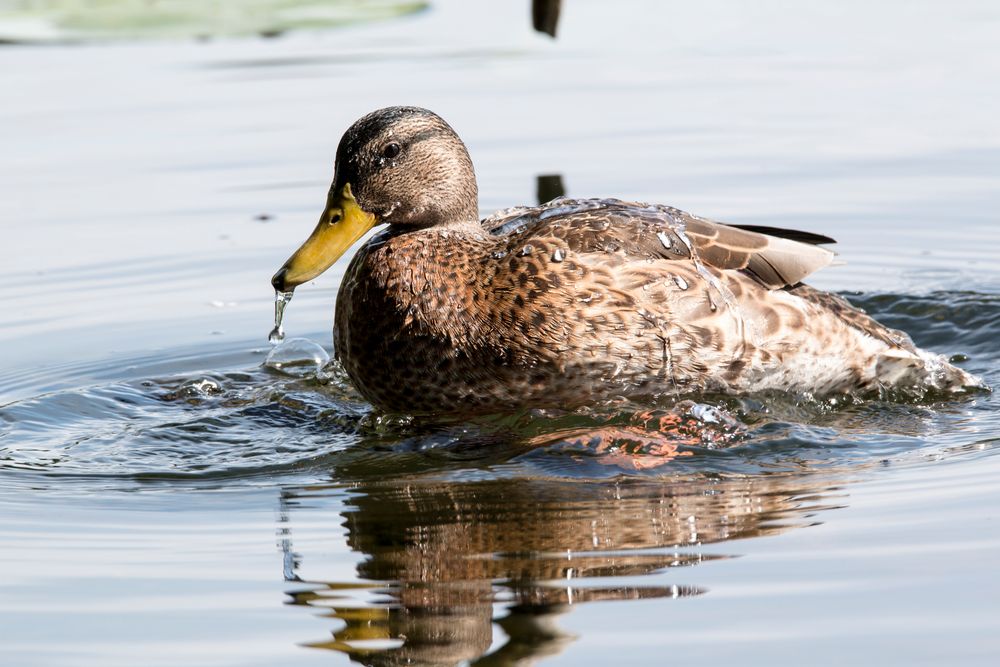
[0,0,429,43]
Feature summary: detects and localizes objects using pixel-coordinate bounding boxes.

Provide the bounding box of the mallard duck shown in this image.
[272,106,982,413]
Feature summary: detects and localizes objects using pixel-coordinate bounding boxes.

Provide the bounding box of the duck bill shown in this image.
[271,183,376,292]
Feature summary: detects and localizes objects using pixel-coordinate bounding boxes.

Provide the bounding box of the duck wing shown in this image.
[485,199,836,290]
[727,224,836,246]
[678,211,836,289]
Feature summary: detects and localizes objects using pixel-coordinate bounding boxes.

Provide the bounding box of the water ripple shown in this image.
[0,291,996,491]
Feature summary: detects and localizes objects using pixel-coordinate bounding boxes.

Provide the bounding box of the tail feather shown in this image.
[877,350,986,393]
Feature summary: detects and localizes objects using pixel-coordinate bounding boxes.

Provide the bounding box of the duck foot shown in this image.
[630,400,747,448]
[527,401,747,469]
[533,425,694,469]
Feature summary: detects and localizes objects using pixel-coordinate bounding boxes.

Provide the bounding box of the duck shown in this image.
[272,106,983,414]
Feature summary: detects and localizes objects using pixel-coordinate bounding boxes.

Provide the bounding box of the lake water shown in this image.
[2,1,1000,665]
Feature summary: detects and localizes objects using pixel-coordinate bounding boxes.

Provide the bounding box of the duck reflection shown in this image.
[279,471,843,665]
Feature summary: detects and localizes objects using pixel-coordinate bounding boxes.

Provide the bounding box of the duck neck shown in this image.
[367,221,491,337]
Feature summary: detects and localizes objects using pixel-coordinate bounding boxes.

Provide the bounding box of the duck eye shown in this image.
[382,142,401,159]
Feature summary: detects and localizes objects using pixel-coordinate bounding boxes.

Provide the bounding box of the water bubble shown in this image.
[551,248,564,262]
[176,377,223,398]
[519,244,534,256]
[265,338,330,377]
[491,250,508,260]
[673,275,689,290]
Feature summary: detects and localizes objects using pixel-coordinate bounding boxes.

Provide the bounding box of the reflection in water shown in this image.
[279,472,845,665]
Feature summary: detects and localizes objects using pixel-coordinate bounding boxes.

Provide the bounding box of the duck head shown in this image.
[272,106,479,292]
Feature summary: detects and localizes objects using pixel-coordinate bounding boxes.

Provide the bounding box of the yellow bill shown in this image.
[271,183,376,292]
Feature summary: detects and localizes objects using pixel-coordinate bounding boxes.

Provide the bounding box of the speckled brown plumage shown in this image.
[279,106,984,414]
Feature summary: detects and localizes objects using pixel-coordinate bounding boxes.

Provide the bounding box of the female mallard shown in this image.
[272,106,982,413]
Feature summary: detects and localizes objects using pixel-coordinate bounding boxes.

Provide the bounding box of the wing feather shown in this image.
[485,199,837,290]
[677,211,836,289]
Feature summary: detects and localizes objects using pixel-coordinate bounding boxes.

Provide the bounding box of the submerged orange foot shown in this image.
[630,401,747,448]
[531,425,694,470]
[527,402,747,469]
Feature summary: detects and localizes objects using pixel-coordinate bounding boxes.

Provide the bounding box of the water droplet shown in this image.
[177,377,223,398]
[491,250,508,260]
[656,231,673,251]
[269,290,294,344]
[519,244,534,256]
[689,403,721,424]
[551,248,564,262]
[265,338,330,377]
[673,275,689,290]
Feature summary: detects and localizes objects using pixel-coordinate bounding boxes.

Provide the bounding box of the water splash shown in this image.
[268,290,294,344]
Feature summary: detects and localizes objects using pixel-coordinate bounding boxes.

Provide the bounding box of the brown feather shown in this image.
[676,212,835,288]
[731,225,836,246]
[487,201,836,290]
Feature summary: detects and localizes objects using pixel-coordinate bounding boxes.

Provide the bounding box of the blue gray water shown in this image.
[2,2,1000,665]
